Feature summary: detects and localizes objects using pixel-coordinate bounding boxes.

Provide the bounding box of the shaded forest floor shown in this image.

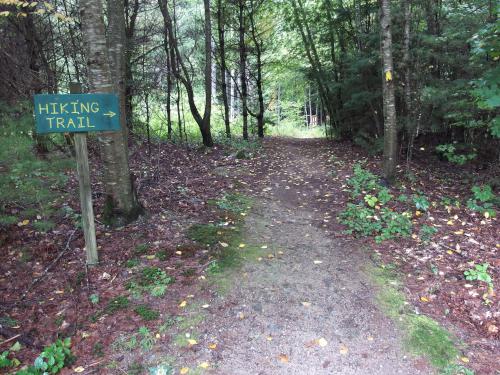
[0,137,498,374]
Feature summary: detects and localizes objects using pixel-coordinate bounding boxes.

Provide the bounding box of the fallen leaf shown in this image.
[198,362,210,369]
[208,343,217,349]
[278,353,289,363]
[420,296,429,302]
[202,304,210,309]
[313,260,323,264]
[74,367,85,373]
[261,245,268,249]
[317,338,328,347]
[339,344,349,355]
[187,339,198,346]
[460,357,470,363]
[180,367,190,374]
[301,301,311,307]
[179,300,187,308]
[219,242,228,247]
[239,243,246,248]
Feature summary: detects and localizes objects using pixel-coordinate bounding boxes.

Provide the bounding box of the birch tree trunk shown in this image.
[380,0,398,182]
[80,0,142,224]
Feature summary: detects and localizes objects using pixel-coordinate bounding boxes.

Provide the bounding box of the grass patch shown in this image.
[134,243,150,255]
[104,295,130,315]
[367,261,467,372]
[134,304,160,321]
[187,224,222,245]
[406,315,458,368]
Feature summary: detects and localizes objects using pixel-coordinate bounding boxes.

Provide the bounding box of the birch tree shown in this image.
[380,0,397,181]
[80,0,143,224]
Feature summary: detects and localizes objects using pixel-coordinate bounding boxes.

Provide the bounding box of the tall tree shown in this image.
[380,0,398,181]
[80,0,142,224]
[158,0,214,147]
[216,0,231,138]
[247,0,265,138]
[238,0,249,140]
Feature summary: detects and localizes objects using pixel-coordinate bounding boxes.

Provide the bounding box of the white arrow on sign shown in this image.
[103,111,116,118]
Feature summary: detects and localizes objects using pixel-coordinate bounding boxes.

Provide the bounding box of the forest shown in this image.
[0,0,499,374]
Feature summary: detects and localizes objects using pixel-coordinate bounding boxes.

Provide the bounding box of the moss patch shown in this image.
[367,261,465,372]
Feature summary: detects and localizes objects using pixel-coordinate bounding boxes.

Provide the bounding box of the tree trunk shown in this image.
[248,0,265,138]
[80,0,143,224]
[158,0,213,147]
[238,0,249,140]
[402,0,414,168]
[380,0,398,182]
[217,0,231,138]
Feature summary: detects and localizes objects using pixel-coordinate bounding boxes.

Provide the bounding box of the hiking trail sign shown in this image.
[34,93,120,133]
[34,86,121,265]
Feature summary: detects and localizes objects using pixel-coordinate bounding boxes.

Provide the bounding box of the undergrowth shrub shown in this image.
[0,104,72,233]
[339,163,412,242]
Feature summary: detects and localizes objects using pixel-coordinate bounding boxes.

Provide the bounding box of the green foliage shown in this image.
[347,163,379,198]
[406,315,458,369]
[340,165,412,242]
[442,364,475,375]
[134,305,160,321]
[213,193,251,214]
[126,258,141,268]
[364,195,378,207]
[1,350,20,369]
[0,107,73,231]
[436,144,476,165]
[16,338,74,375]
[187,223,221,245]
[104,296,130,315]
[413,194,430,212]
[134,243,150,255]
[126,267,174,298]
[464,263,493,288]
[467,185,497,217]
[138,327,155,351]
[89,293,99,305]
[420,225,439,243]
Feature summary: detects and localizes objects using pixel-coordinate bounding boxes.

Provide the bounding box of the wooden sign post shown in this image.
[34,83,121,265]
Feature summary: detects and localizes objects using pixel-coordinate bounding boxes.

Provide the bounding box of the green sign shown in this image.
[34,93,121,134]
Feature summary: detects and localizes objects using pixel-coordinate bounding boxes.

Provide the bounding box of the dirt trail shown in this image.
[172,139,429,374]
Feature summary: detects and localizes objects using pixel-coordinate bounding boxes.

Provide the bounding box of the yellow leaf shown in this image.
[460,357,470,363]
[180,367,190,374]
[74,367,85,373]
[484,211,490,219]
[278,353,289,363]
[317,338,328,347]
[208,343,217,349]
[146,255,155,259]
[339,344,349,355]
[187,339,197,346]
[420,296,429,302]
[198,362,210,369]
[0,11,10,16]
[18,219,30,226]
[446,250,454,255]
[179,300,187,308]
[385,70,392,81]
[454,230,464,235]
[239,243,246,248]
[261,245,268,249]
[415,210,422,217]
[447,220,454,225]
[219,242,229,247]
